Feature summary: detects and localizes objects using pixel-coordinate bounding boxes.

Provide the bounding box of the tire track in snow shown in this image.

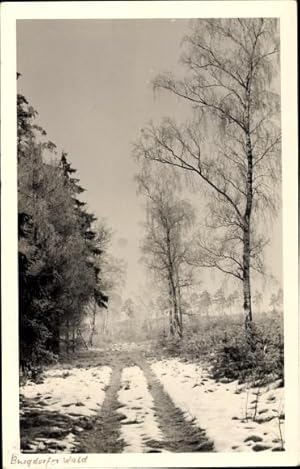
[132,354,214,453]
[21,352,214,453]
[152,359,285,452]
[75,360,126,453]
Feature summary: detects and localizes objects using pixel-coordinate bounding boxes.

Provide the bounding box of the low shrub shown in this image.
[158,312,284,384]
[211,321,283,382]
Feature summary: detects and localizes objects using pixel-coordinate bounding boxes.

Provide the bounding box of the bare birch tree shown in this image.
[134,19,281,326]
[137,166,194,337]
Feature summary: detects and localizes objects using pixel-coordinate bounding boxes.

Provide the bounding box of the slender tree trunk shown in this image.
[243,118,254,327]
[176,271,183,337]
[88,301,97,346]
[243,233,252,327]
[102,310,108,334]
[168,278,174,336]
[77,328,89,350]
[66,317,70,354]
[169,271,182,337]
[72,324,75,353]
[166,227,182,338]
[52,321,60,355]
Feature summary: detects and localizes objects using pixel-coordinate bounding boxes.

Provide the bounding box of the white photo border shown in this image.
[1,1,298,467]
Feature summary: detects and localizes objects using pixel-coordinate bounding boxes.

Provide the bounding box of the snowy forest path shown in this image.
[20,348,214,453]
[75,350,213,452]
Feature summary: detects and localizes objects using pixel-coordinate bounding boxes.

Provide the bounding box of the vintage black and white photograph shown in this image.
[1,1,298,466]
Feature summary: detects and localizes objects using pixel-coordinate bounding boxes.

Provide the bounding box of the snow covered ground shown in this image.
[20,366,112,452]
[152,359,284,452]
[21,366,112,417]
[117,366,164,452]
[20,357,284,454]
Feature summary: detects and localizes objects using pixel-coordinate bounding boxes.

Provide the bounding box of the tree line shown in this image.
[17,18,282,364]
[134,18,281,336]
[18,77,113,373]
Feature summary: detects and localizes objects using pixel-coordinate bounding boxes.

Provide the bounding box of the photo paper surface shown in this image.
[1,1,298,467]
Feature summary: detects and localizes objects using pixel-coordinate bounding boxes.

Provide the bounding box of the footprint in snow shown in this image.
[244,435,263,443]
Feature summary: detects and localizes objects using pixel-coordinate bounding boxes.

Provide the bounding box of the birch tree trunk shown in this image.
[175,269,183,336]
[243,79,254,327]
[243,227,253,327]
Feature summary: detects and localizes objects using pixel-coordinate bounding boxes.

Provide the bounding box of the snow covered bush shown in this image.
[211,317,284,384]
[158,312,283,385]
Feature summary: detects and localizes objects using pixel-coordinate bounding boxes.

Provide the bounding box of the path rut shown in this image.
[75,357,128,453]
[131,353,214,453]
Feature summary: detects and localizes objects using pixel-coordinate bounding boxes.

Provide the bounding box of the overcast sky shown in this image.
[17,19,282,302]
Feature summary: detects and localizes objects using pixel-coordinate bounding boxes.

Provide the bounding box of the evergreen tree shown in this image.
[17,83,110,373]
